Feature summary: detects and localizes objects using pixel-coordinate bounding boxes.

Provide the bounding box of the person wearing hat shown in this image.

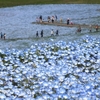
[67,18,70,25]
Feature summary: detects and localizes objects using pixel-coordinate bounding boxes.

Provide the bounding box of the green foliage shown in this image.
[0,53,6,58]
[0,0,100,8]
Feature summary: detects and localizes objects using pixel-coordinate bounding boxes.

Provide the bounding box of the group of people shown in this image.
[36,29,59,38]
[47,15,57,23]
[0,32,6,40]
[51,29,59,36]
[36,15,99,35]
[36,30,43,37]
[89,24,99,32]
[47,16,73,25]
[36,15,58,23]
[76,24,99,33]
[36,15,74,24]
[36,15,43,23]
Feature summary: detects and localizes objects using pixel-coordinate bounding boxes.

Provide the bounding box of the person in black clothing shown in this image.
[36,31,39,37]
[55,15,57,21]
[39,15,42,22]
[41,30,43,37]
[67,18,70,25]
[40,15,42,20]
[56,30,59,35]
[3,33,6,40]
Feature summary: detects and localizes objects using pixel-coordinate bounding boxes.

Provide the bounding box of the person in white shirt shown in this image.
[51,29,54,36]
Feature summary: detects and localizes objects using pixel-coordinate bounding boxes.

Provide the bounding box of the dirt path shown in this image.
[32,21,100,29]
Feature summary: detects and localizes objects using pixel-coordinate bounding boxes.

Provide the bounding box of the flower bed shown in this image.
[0,35,100,100]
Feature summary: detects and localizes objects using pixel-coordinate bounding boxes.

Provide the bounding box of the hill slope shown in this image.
[0,0,100,8]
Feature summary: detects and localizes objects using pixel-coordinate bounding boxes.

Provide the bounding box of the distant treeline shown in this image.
[0,0,100,8]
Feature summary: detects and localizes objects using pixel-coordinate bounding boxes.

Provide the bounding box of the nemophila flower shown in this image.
[0,36,100,99]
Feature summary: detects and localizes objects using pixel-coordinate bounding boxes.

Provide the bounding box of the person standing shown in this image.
[67,18,70,25]
[89,25,92,32]
[39,15,42,22]
[36,17,39,23]
[41,30,43,37]
[51,16,55,23]
[95,25,99,32]
[48,16,50,22]
[56,29,59,35]
[3,33,6,40]
[55,15,57,21]
[51,29,54,36]
[36,31,39,37]
[77,25,81,33]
